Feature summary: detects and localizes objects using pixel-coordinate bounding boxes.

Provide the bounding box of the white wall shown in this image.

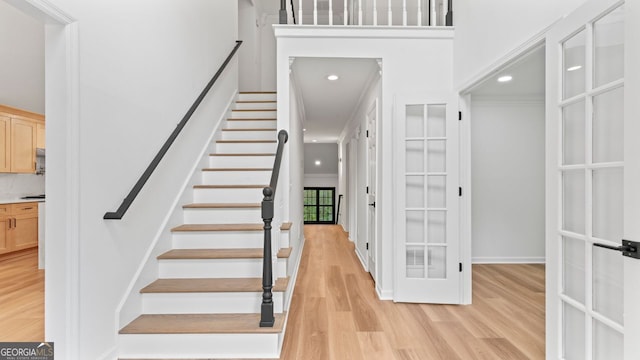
[42,1,238,358]
[304,173,338,189]
[0,0,44,113]
[287,74,305,268]
[454,0,587,88]
[276,27,454,299]
[471,98,545,263]
[238,0,260,91]
[338,73,381,270]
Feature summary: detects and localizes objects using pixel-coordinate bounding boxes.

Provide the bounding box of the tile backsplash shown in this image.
[0,173,45,199]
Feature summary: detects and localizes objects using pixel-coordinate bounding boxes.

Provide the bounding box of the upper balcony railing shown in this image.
[281,0,453,27]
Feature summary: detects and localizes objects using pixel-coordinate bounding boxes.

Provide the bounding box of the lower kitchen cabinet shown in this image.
[0,202,39,256]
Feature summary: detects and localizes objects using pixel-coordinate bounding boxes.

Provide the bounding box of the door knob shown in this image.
[369,202,376,208]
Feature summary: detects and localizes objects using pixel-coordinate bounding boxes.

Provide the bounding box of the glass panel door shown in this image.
[304,187,335,224]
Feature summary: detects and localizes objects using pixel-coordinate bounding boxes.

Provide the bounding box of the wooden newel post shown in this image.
[260,186,275,327]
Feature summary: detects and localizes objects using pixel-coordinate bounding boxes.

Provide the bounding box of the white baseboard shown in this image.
[284,235,305,311]
[354,247,368,272]
[472,256,545,264]
[376,285,393,300]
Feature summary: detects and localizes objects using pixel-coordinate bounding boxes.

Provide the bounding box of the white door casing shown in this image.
[546,0,639,358]
[394,93,460,304]
[366,99,378,280]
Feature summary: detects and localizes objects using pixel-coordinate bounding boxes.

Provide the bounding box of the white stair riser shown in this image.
[235,102,276,110]
[119,333,280,358]
[216,142,277,154]
[238,93,277,101]
[280,231,290,248]
[183,208,262,224]
[141,292,284,314]
[221,130,277,140]
[158,258,287,278]
[202,170,271,184]
[226,120,277,129]
[209,155,275,168]
[230,110,276,119]
[193,188,264,203]
[172,231,264,249]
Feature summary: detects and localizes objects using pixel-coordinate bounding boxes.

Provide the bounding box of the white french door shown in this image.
[394,94,460,303]
[366,99,378,280]
[546,0,640,358]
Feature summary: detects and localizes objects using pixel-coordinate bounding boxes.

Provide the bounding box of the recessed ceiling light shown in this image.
[497,75,513,83]
[303,128,307,132]
[567,65,582,72]
[327,74,339,81]
[312,139,317,142]
[315,160,321,166]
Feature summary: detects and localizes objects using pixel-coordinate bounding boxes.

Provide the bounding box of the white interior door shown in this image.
[394,94,460,303]
[366,100,378,280]
[546,1,640,359]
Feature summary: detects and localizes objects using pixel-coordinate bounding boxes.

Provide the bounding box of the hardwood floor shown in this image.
[0,248,44,342]
[280,225,545,360]
[0,228,545,359]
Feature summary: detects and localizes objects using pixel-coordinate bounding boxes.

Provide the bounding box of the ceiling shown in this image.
[471,46,545,98]
[291,57,379,143]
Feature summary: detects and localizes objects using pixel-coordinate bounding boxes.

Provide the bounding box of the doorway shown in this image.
[303,187,336,224]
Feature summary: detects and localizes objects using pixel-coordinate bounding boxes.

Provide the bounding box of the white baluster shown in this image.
[358,0,362,25]
[344,0,348,25]
[314,0,318,25]
[388,0,392,25]
[373,0,377,26]
[430,0,436,26]
[402,0,407,26]
[442,0,448,25]
[329,0,333,25]
[299,0,303,25]
[417,0,422,26]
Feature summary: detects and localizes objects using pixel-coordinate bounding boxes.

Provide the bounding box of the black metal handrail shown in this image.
[104,41,243,220]
[260,130,289,327]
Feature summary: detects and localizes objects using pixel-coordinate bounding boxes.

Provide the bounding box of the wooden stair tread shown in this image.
[221,128,277,131]
[210,153,276,156]
[119,312,285,334]
[182,203,261,209]
[280,222,292,230]
[216,140,277,143]
[141,277,289,293]
[193,184,267,189]
[158,247,292,259]
[202,168,271,171]
[172,223,263,232]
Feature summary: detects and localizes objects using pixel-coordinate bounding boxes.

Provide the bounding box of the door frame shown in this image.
[365,98,379,281]
[8,0,81,357]
[457,34,548,305]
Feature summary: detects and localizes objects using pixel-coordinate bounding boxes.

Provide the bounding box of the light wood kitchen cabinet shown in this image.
[0,202,39,256]
[36,123,45,149]
[0,205,9,255]
[0,105,44,174]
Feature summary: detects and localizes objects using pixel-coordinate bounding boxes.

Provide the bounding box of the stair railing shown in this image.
[260,129,289,327]
[103,41,242,220]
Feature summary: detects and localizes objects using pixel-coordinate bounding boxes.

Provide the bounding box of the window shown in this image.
[303,187,335,224]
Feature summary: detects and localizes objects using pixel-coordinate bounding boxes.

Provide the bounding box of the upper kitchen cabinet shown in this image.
[0,105,44,174]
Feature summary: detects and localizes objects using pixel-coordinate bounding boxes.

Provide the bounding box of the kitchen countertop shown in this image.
[0,198,45,205]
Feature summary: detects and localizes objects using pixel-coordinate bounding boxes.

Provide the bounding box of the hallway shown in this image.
[280,225,545,359]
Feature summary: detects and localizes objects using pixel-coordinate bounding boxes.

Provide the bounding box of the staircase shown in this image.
[118,92,293,359]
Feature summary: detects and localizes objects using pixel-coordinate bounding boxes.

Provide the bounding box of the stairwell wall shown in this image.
[43,1,238,358]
